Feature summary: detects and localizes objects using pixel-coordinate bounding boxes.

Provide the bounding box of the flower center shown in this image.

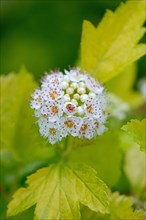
[66,104,75,113]
[51,106,59,114]
[80,124,88,132]
[86,105,93,114]
[50,91,58,99]
[64,120,74,128]
[95,121,99,128]
[49,128,57,136]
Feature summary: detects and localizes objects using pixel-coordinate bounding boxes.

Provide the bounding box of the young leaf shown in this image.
[7,162,109,220]
[81,0,145,82]
[0,68,55,162]
[106,63,144,108]
[122,119,146,152]
[124,145,145,194]
[81,192,144,220]
[107,192,144,220]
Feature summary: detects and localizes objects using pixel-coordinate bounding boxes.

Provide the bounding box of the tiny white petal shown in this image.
[30,100,42,110]
[61,81,69,90]
[88,92,96,99]
[77,106,84,115]
[64,75,70,82]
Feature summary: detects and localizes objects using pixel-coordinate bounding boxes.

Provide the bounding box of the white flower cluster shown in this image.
[107,93,130,120]
[30,68,107,144]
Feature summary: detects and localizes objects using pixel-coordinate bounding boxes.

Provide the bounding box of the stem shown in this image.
[55,136,72,159]
[64,135,69,151]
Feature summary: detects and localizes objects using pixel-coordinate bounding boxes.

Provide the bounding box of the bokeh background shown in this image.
[1,0,145,80]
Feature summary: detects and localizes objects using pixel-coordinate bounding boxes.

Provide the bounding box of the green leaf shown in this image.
[70,131,122,187]
[124,145,145,195]
[81,0,145,82]
[106,63,144,108]
[81,192,144,220]
[0,67,55,162]
[107,192,144,220]
[7,207,34,220]
[7,162,109,220]
[122,119,146,152]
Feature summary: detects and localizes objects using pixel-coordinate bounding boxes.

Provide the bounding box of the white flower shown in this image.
[107,93,129,120]
[79,117,95,139]
[38,116,49,137]
[59,116,83,138]
[63,102,77,115]
[84,98,103,119]
[47,121,60,144]
[30,90,43,109]
[42,86,64,101]
[93,119,107,135]
[47,100,64,122]
[65,68,86,82]
[30,68,108,144]
[42,71,63,86]
[85,76,104,94]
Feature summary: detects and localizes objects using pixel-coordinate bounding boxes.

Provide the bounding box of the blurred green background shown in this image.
[1,0,145,80]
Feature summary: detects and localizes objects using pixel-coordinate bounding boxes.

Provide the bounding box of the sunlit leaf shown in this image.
[81,0,145,82]
[7,162,109,220]
[0,67,55,162]
[108,192,144,220]
[106,63,144,108]
[70,131,122,187]
[124,145,145,194]
[122,119,146,152]
[81,192,144,220]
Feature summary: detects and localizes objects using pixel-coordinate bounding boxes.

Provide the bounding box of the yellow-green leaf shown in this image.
[81,192,144,220]
[106,63,144,108]
[0,67,54,161]
[7,162,109,220]
[109,192,144,220]
[124,145,145,194]
[70,131,122,187]
[81,0,145,82]
[122,119,146,152]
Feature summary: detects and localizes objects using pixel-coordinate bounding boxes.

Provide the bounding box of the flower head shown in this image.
[30,68,107,144]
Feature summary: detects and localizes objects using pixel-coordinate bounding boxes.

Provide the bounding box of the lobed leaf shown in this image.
[108,192,144,220]
[81,0,146,82]
[122,119,146,152]
[7,162,109,220]
[81,192,144,220]
[106,63,144,108]
[0,67,55,161]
